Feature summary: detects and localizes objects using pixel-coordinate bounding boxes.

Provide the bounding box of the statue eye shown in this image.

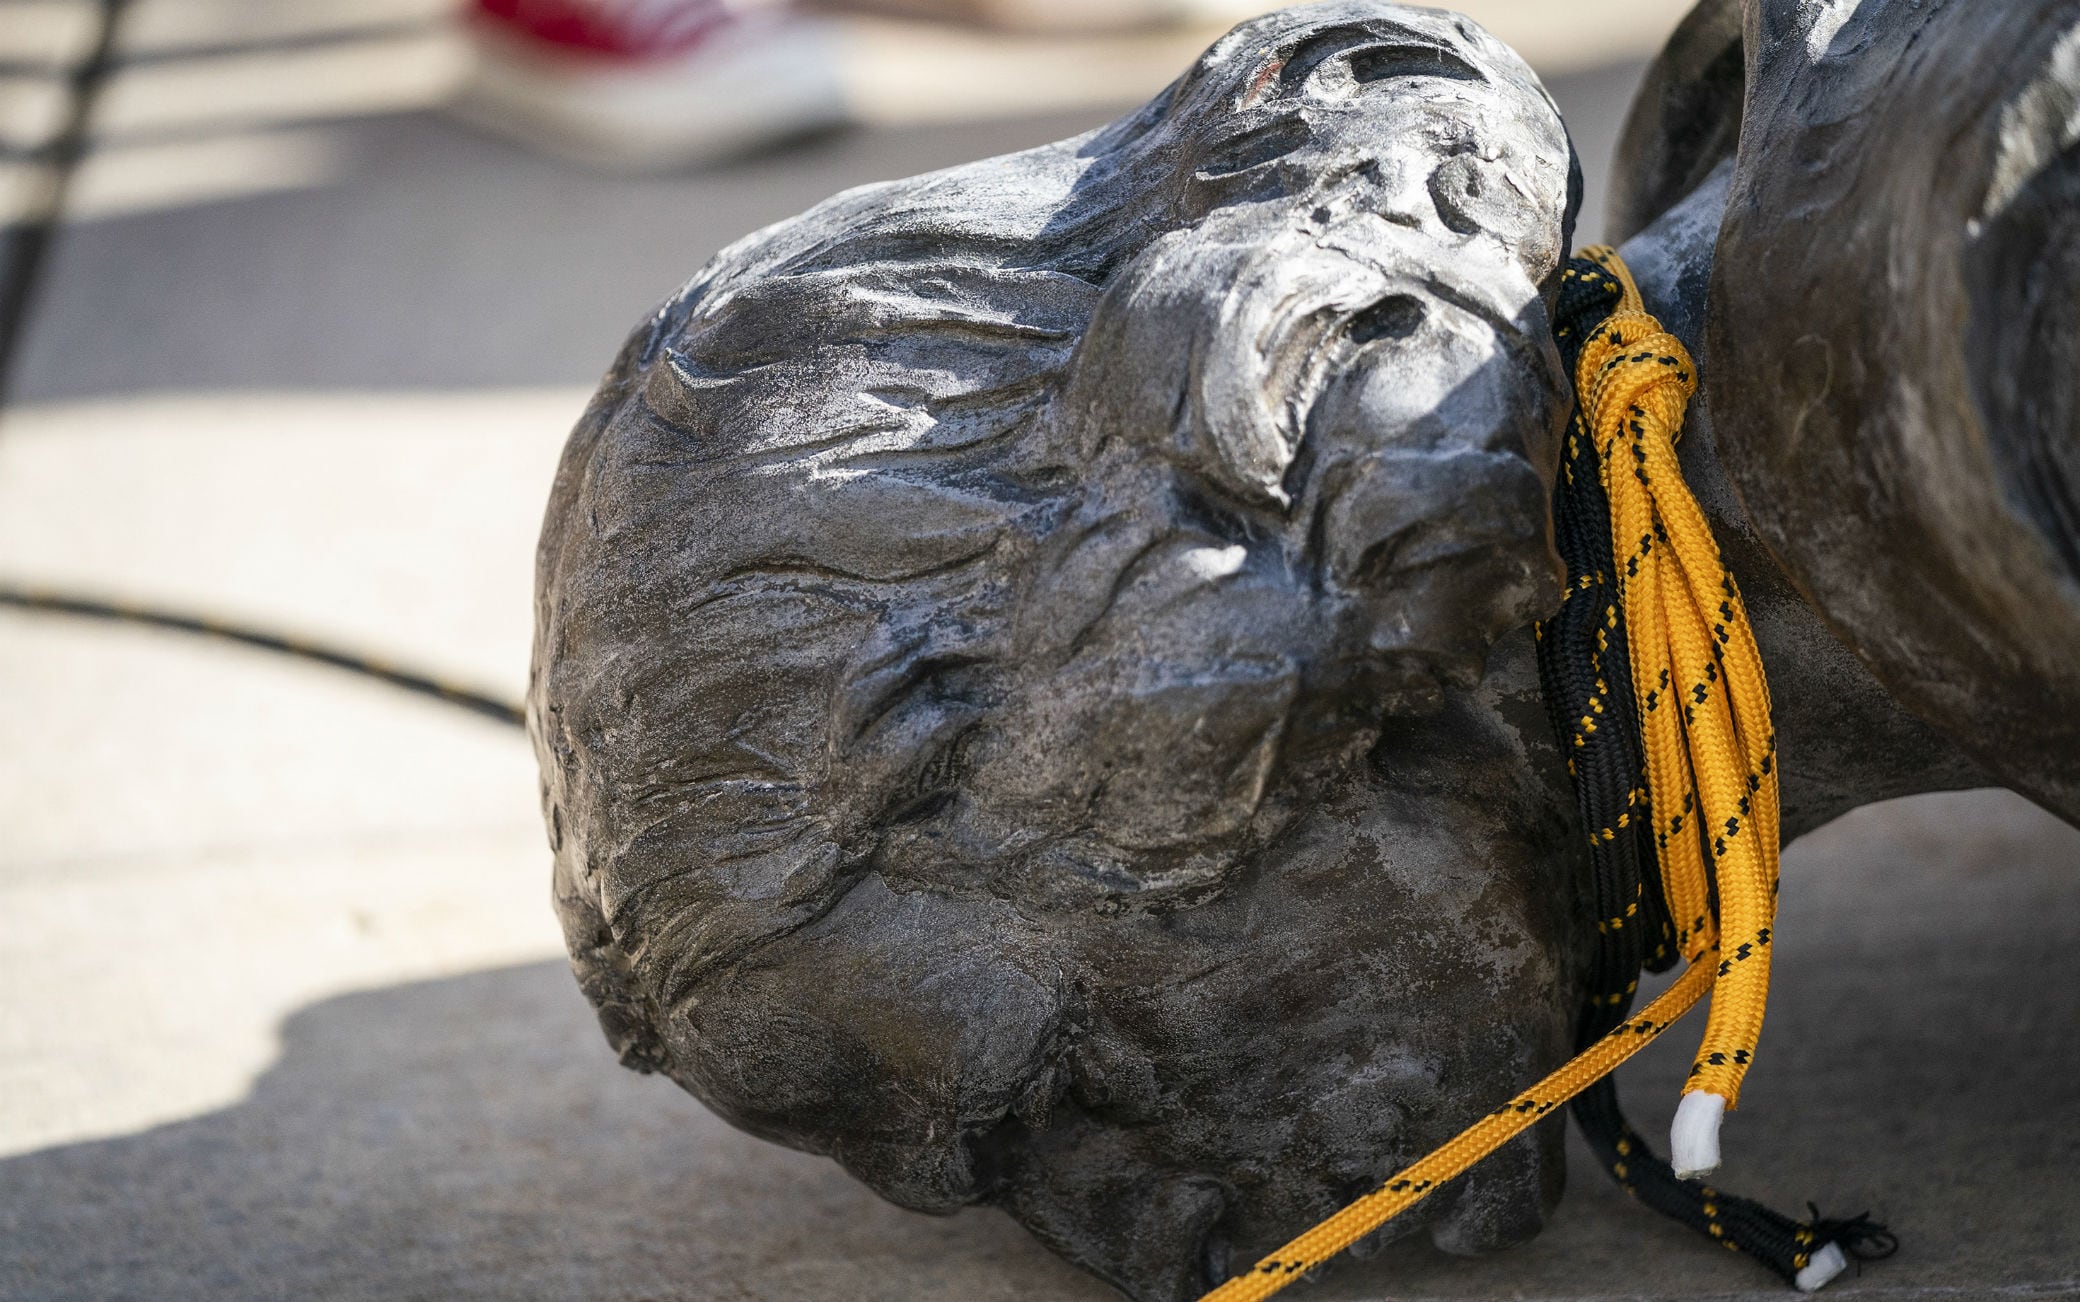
[1196,116,1313,179]
[1279,26,1484,98]
[1347,42,1483,87]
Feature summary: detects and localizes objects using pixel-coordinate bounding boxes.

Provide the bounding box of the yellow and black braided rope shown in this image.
[1202,961,1719,1301]
[1542,249,1889,1285]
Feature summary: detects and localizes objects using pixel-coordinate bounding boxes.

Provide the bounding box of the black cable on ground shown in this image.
[0,0,133,407]
[0,585,525,728]
[0,6,524,734]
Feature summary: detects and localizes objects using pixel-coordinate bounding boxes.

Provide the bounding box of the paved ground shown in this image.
[1,3,2077,1300]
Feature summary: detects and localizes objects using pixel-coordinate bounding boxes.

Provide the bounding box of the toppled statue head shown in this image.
[531,5,1586,1298]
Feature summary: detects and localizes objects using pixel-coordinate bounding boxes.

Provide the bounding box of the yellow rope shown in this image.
[1197,247,1783,1301]
[1574,244,1779,1106]
[1199,961,1717,1302]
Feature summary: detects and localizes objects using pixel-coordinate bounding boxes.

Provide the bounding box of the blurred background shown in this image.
[1,2,2075,1299]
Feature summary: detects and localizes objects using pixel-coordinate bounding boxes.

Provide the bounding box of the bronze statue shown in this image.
[529,2,2076,1296]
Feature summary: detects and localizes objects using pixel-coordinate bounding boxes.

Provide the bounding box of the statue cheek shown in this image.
[667,877,1069,1215]
[957,651,1302,863]
[1428,151,1563,275]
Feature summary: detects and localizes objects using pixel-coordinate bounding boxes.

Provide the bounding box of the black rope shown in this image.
[1537,255,1889,1287]
[0,585,524,728]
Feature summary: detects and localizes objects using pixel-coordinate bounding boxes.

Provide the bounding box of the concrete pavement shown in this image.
[1,3,2076,1299]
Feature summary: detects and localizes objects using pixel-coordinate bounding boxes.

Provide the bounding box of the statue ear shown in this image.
[1606,0,1745,243]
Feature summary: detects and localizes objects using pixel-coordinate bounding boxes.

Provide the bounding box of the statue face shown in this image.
[968,2,1575,900]
[531,6,1585,1300]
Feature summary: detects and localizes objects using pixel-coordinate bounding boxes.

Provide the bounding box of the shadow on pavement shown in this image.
[0,958,1109,1302]
[2,792,2077,1302]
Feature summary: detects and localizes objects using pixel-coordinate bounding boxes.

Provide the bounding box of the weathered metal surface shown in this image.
[530,6,1590,1298]
[531,1,2071,1296]
[1628,0,2080,822]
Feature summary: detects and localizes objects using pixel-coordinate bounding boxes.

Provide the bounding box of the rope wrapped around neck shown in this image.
[1197,248,1892,1302]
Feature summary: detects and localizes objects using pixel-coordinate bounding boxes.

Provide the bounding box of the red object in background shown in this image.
[472,0,735,60]
[456,0,847,170]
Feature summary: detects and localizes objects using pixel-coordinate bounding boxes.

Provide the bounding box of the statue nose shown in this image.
[1346,292,1430,346]
[1318,439,1552,595]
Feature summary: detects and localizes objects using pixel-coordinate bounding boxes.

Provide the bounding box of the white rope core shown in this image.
[1670,1090,1726,1179]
